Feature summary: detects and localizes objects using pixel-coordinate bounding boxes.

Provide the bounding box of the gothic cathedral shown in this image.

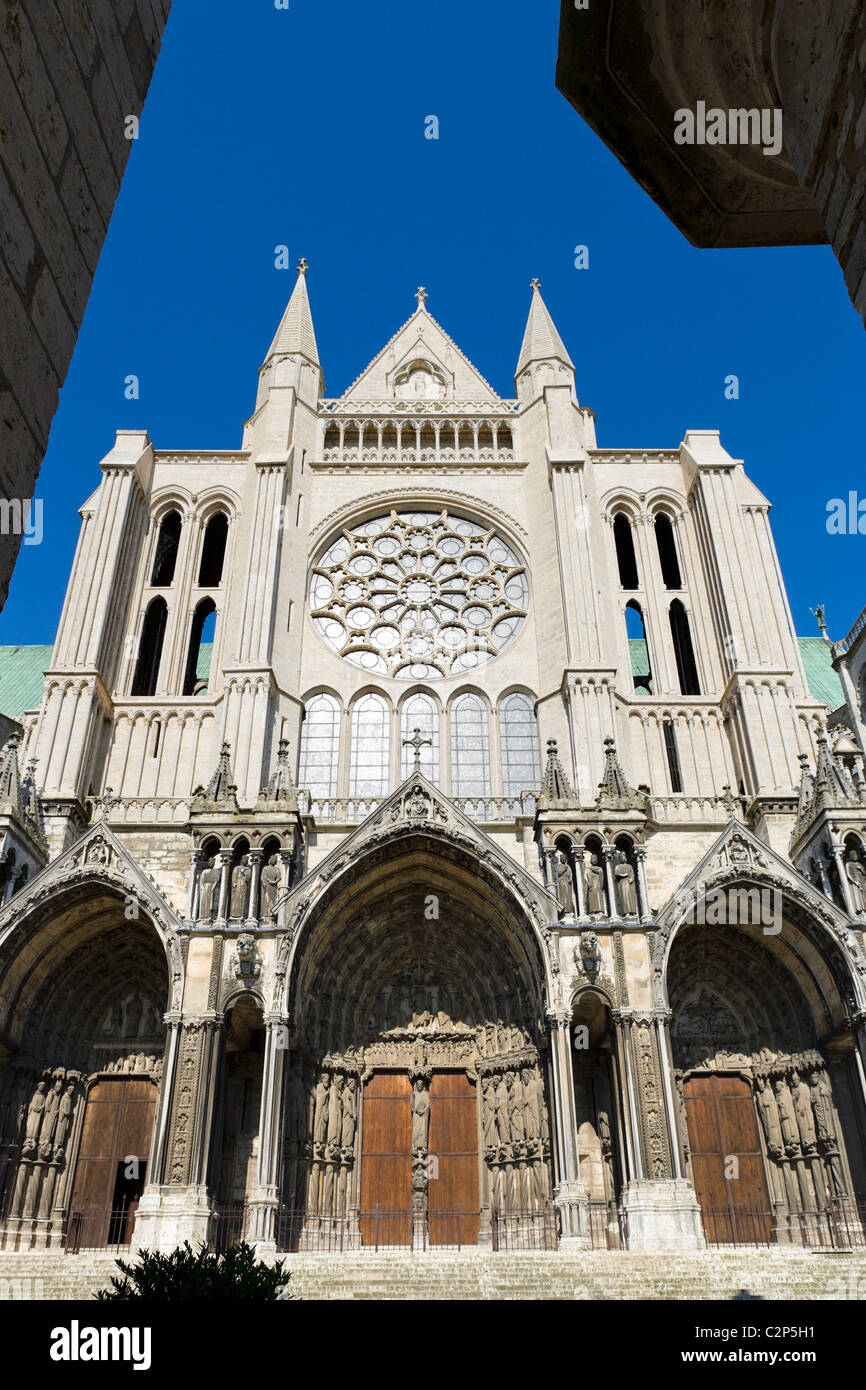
[2,266,866,1254]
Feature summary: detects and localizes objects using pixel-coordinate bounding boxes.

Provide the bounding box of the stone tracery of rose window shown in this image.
[309,509,529,680]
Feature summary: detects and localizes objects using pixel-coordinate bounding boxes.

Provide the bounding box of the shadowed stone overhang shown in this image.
[555,0,827,248]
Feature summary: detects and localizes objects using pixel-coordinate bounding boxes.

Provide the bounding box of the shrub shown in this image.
[95,1240,295,1301]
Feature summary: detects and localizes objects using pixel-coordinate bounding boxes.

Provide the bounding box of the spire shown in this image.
[257,737,297,808]
[596,736,643,810]
[263,258,321,369]
[191,741,240,812]
[540,739,574,802]
[515,278,574,379]
[0,732,22,808]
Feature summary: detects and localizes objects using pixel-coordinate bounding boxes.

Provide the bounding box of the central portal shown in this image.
[358,1070,480,1246]
[281,833,555,1249]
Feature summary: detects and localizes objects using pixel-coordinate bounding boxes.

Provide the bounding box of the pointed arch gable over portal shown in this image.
[652,818,866,1019]
[272,773,561,1245]
[0,823,184,1250]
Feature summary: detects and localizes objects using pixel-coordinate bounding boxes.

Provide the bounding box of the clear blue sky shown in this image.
[2,0,864,645]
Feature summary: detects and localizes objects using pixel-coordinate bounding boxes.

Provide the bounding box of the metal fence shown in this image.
[696,1194,866,1250]
[66,1201,138,1254]
[209,1202,559,1253]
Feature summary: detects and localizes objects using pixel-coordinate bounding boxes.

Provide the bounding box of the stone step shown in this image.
[2,1249,863,1301]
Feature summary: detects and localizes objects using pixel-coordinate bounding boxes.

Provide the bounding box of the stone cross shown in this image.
[297,257,309,275]
[403,726,432,771]
[415,286,428,306]
[530,277,541,291]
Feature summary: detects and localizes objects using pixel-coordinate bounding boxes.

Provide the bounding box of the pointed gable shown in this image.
[339,295,503,404]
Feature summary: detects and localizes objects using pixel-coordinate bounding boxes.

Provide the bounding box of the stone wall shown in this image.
[0,0,172,609]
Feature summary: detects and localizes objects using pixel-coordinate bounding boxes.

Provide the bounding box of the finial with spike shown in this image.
[530,277,541,292]
[297,256,308,276]
[415,286,428,307]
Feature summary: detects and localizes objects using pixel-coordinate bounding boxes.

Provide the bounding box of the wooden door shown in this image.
[69,1078,156,1247]
[359,1072,412,1245]
[683,1074,772,1244]
[428,1072,479,1246]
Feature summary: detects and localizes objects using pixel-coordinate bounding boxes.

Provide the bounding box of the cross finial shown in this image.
[415,286,428,307]
[297,257,309,276]
[403,726,432,771]
[530,277,541,291]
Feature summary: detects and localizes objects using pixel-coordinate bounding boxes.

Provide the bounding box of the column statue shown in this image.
[583,854,606,915]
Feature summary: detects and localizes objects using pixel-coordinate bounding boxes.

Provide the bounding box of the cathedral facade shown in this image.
[1,267,866,1255]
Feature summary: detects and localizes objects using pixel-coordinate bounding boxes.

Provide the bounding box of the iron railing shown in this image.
[66,1201,138,1254]
[697,1194,866,1250]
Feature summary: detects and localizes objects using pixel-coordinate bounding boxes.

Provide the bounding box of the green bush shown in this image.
[95,1240,295,1301]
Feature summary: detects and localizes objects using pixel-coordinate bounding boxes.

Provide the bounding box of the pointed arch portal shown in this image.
[281,830,555,1246]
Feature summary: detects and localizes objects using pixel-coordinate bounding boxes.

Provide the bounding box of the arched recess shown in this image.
[669,599,700,696]
[613,513,639,590]
[150,511,182,587]
[279,831,554,1246]
[663,886,866,1243]
[197,512,228,587]
[0,881,173,1249]
[570,991,622,1226]
[209,995,266,1226]
[131,597,168,697]
[182,598,216,697]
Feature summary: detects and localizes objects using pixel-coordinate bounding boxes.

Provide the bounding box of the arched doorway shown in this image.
[570,991,623,1246]
[209,995,266,1243]
[667,893,866,1245]
[281,832,553,1248]
[0,882,170,1250]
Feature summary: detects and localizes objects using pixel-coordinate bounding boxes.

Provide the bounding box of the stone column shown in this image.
[132,1015,224,1252]
[635,848,652,923]
[215,850,233,925]
[617,1011,705,1251]
[546,1007,589,1246]
[570,845,587,921]
[276,849,294,926]
[187,850,204,921]
[603,846,617,918]
[247,1012,290,1253]
[245,849,264,926]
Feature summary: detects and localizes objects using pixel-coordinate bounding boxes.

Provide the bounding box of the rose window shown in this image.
[309,510,529,679]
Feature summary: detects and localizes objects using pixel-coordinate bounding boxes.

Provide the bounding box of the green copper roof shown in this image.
[798,636,843,708]
[626,635,843,707]
[0,638,845,723]
[0,645,52,722]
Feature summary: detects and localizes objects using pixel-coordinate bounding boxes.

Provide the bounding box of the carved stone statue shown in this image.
[508,1071,526,1145]
[613,849,638,917]
[755,1075,783,1158]
[230,859,252,919]
[340,1076,357,1151]
[575,929,599,975]
[313,1073,330,1146]
[53,1084,76,1158]
[326,1074,342,1151]
[521,1067,541,1143]
[845,845,866,916]
[39,1078,64,1146]
[481,1075,497,1150]
[198,858,220,920]
[773,1077,799,1152]
[411,1078,430,1154]
[583,854,606,915]
[494,1071,510,1146]
[809,1068,836,1145]
[555,850,575,918]
[233,933,260,982]
[260,854,282,918]
[791,1069,817,1150]
[25,1081,46,1144]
